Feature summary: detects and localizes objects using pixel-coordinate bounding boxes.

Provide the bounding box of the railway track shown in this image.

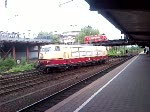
[0,56,133,112]
[15,56,132,112]
[0,70,39,84]
[0,57,122,96]
[0,56,119,83]
[0,68,90,96]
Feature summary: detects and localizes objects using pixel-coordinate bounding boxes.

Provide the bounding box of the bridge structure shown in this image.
[92,39,136,46]
[0,35,51,63]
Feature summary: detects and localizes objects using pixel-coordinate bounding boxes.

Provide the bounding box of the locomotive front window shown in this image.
[44,47,51,52]
[41,48,45,52]
[55,46,60,51]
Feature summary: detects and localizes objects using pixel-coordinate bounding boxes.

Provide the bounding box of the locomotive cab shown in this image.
[39,45,65,59]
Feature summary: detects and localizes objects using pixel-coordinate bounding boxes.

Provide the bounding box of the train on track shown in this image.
[37,44,108,73]
[84,34,108,44]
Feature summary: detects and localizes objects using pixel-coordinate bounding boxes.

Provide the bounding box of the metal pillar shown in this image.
[38,45,40,59]
[26,46,29,63]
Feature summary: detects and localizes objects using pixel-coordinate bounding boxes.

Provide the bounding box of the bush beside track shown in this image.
[0,58,35,75]
[107,46,143,56]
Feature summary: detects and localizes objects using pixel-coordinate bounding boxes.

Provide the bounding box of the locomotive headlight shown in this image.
[43,60,51,64]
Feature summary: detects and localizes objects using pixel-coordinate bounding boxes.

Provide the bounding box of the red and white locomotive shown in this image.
[84,34,107,44]
[38,44,108,73]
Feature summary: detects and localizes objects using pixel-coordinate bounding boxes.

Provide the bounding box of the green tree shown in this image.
[37,31,51,39]
[37,31,59,43]
[51,35,59,43]
[75,26,100,44]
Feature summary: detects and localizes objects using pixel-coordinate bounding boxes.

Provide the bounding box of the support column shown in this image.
[38,45,40,59]
[26,46,29,63]
[12,46,16,60]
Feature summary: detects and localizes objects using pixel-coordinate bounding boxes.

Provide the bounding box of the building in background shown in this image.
[61,30,80,44]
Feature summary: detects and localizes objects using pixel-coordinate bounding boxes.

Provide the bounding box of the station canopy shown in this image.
[85,0,150,47]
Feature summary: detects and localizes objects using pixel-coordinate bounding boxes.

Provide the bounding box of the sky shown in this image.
[0,0,122,39]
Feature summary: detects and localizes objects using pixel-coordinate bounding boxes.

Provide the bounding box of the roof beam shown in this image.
[122,32,150,36]
[85,0,150,10]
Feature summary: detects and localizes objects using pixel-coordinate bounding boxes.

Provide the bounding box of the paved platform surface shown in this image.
[46,54,150,112]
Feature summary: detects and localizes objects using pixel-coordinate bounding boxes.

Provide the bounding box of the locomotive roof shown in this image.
[41,44,108,49]
[41,44,96,48]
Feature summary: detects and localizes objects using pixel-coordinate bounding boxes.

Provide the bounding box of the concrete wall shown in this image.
[16,52,38,60]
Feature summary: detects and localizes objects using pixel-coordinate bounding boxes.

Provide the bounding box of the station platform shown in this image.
[46,53,150,112]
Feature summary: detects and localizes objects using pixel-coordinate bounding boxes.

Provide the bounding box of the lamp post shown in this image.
[27,30,31,38]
